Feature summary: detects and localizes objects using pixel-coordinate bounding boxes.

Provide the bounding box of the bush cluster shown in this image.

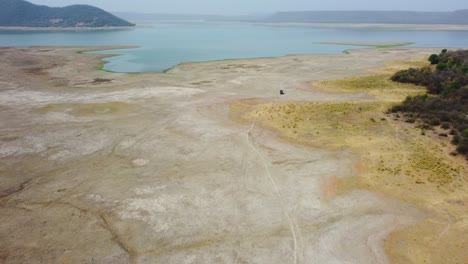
[390,49,468,157]
[392,50,468,95]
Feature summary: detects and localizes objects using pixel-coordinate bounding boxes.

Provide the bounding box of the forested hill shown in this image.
[266,10,468,24]
[0,0,135,27]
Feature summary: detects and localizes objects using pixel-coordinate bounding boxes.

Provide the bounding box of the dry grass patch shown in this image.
[369,59,429,75]
[313,59,431,102]
[247,101,382,148]
[243,99,465,187]
[313,73,425,102]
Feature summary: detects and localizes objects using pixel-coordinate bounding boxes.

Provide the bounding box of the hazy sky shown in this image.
[29,0,468,15]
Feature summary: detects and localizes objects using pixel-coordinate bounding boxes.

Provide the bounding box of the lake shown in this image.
[1,23,468,72]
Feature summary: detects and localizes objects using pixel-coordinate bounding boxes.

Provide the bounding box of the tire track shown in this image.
[246,120,299,264]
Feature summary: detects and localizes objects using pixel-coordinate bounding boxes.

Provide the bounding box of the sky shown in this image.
[28,0,468,15]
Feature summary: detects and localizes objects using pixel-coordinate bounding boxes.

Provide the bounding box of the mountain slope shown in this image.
[0,0,135,27]
[266,10,468,25]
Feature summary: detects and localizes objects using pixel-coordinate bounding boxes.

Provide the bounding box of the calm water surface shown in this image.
[1,23,468,72]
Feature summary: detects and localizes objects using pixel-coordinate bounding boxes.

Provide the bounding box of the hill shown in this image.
[266,10,468,25]
[0,0,134,27]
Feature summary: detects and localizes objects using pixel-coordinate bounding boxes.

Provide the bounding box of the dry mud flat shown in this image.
[0,47,466,263]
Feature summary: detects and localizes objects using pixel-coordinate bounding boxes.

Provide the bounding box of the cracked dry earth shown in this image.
[0,47,444,263]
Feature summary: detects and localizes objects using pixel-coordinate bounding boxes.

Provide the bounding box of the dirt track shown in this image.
[0,47,465,263]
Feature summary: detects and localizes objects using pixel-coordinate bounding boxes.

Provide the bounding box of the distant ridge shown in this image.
[266,10,468,25]
[0,0,135,27]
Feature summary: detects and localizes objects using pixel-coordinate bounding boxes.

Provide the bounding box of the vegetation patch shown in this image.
[96,63,105,71]
[316,74,415,91]
[390,49,468,157]
[313,69,424,101]
[238,99,465,189]
[370,60,429,75]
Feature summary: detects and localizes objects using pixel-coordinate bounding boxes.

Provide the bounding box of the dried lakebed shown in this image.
[0,46,466,263]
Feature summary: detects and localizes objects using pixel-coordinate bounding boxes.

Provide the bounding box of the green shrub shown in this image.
[456,139,468,154]
[463,129,468,137]
[441,122,451,129]
[452,135,461,145]
[429,119,441,126]
[436,62,447,71]
[462,65,468,74]
[429,54,440,64]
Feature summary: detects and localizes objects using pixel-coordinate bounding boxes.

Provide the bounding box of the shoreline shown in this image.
[90,45,466,74]
[6,44,464,75]
[2,22,468,31]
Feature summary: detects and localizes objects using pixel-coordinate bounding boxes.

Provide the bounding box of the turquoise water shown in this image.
[1,23,468,72]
